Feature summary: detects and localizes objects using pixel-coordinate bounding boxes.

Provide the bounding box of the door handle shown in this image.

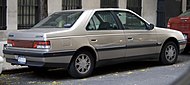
[128,37,133,41]
[91,39,98,42]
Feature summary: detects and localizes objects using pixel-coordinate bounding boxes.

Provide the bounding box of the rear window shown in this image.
[179,10,190,17]
[34,11,83,28]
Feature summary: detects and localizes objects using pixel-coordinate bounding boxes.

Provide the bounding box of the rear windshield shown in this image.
[34,11,83,28]
[179,10,190,17]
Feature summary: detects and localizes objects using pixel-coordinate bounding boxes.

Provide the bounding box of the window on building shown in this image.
[0,0,6,30]
[187,0,190,10]
[157,0,182,28]
[127,0,142,16]
[18,0,46,29]
[100,0,118,8]
[62,0,82,10]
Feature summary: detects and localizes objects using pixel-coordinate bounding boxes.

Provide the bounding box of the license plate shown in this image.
[17,56,26,64]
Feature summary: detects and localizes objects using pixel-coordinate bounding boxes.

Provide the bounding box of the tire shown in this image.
[159,42,179,65]
[68,50,95,78]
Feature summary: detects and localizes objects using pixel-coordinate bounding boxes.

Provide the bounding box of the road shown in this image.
[0,54,190,85]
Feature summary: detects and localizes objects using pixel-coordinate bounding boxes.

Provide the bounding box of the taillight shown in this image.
[33,41,51,49]
[7,39,15,47]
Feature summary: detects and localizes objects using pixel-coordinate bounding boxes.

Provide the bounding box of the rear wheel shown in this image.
[68,50,95,78]
[159,42,178,65]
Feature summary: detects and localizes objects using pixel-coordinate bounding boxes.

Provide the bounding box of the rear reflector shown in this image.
[33,41,50,49]
[7,39,50,49]
[7,39,15,47]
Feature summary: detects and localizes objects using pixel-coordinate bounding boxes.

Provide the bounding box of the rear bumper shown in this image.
[6,58,69,68]
[3,49,75,68]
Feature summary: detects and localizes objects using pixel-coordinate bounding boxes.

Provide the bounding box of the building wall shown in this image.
[82,0,100,9]
[141,0,157,25]
[7,0,17,31]
[48,0,62,15]
[119,0,127,9]
[182,0,187,12]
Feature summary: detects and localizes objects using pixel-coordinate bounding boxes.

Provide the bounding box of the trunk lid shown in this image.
[7,28,67,48]
[8,28,67,41]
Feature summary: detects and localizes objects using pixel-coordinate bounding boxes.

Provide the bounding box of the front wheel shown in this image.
[159,42,178,65]
[68,50,95,78]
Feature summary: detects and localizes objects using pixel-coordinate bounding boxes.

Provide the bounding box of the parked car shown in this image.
[168,9,190,52]
[0,56,3,74]
[0,33,7,74]
[3,9,186,78]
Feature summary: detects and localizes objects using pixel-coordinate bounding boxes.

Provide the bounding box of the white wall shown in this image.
[82,0,100,9]
[7,0,17,31]
[48,0,62,15]
[182,0,187,12]
[142,0,157,25]
[119,0,127,9]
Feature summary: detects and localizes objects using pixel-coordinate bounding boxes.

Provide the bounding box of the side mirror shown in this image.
[147,23,154,30]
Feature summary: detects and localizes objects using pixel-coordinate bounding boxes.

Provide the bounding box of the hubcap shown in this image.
[75,54,91,74]
[165,45,176,62]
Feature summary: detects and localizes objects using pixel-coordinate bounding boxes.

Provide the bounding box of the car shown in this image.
[0,33,7,74]
[3,8,186,78]
[0,56,3,74]
[168,9,190,52]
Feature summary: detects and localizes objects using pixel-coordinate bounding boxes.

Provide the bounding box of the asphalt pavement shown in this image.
[0,53,190,85]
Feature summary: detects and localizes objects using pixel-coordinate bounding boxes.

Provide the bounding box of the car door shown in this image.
[113,11,159,57]
[86,11,126,60]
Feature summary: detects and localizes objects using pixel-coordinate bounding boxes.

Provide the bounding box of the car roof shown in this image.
[53,8,150,24]
[60,8,133,12]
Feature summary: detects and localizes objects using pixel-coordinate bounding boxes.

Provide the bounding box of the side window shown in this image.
[87,18,96,30]
[86,11,119,30]
[114,11,146,30]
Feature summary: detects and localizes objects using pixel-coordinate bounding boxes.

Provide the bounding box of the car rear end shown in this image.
[168,10,190,48]
[3,10,85,68]
[3,30,75,68]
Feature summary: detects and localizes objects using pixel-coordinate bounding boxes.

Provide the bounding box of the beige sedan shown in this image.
[3,9,186,78]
